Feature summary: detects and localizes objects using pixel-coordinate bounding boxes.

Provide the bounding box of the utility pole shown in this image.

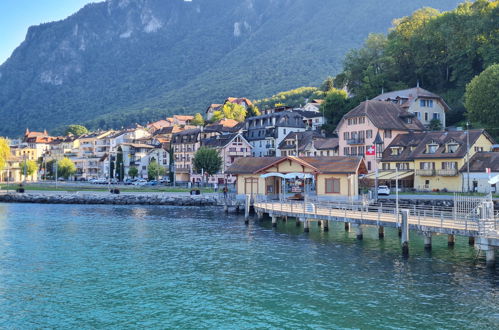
[295,134,299,156]
[466,122,470,192]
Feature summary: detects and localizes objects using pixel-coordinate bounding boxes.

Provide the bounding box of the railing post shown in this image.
[401,209,409,257]
[440,211,443,228]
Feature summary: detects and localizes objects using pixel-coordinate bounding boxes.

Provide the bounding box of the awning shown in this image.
[363,170,414,180]
[261,172,314,179]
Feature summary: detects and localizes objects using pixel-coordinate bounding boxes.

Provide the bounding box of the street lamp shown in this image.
[373,132,384,201]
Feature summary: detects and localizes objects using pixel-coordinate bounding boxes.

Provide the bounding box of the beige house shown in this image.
[380,129,495,192]
[336,100,425,173]
[226,156,366,201]
[373,86,449,128]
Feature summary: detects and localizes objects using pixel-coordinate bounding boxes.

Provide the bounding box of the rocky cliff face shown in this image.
[0,0,460,136]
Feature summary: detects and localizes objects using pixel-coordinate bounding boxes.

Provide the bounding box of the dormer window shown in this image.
[391,147,402,156]
[426,141,439,154]
[446,142,459,153]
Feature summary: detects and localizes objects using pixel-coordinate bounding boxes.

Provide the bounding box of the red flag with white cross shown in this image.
[366,145,376,156]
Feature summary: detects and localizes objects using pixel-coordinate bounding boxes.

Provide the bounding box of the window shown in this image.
[367,161,372,171]
[366,130,373,139]
[474,146,483,152]
[420,99,434,107]
[391,147,401,156]
[344,132,350,140]
[446,143,458,153]
[424,112,429,121]
[433,113,440,120]
[426,143,438,154]
[414,112,421,119]
[382,163,391,170]
[420,162,435,169]
[358,146,365,155]
[350,147,357,155]
[442,162,457,169]
[396,163,409,170]
[384,130,392,139]
[343,147,349,155]
[325,178,341,194]
[283,129,286,135]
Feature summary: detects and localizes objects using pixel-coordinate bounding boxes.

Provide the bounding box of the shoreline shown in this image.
[0,192,220,206]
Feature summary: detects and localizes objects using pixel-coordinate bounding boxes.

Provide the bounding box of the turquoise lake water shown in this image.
[0,203,497,328]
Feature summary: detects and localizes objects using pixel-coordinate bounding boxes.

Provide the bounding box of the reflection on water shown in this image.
[0,203,497,328]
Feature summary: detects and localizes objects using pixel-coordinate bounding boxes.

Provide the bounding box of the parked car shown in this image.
[377,185,390,196]
[146,180,158,186]
[133,179,147,186]
[124,179,134,185]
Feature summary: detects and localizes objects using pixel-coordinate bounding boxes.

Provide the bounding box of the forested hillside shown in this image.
[0,0,460,136]
[333,0,499,126]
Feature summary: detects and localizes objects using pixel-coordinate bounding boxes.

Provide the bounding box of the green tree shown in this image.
[57,157,76,179]
[212,102,247,122]
[191,113,205,126]
[429,118,443,131]
[20,159,38,179]
[128,166,138,179]
[320,76,335,94]
[465,64,499,138]
[193,147,222,176]
[147,160,166,180]
[0,138,10,171]
[320,88,351,134]
[246,105,261,118]
[65,125,89,136]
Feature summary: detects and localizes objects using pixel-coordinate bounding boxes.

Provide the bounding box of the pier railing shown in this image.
[253,196,497,236]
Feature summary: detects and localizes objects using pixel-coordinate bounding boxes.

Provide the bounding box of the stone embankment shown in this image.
[0,192,220,206]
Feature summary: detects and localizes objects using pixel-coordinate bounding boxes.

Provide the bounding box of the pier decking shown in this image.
[252,197,499,266]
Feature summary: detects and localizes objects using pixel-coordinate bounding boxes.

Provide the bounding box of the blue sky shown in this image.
[0,0,103,64]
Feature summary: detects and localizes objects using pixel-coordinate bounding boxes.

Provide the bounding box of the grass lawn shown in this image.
[0,184,214,194]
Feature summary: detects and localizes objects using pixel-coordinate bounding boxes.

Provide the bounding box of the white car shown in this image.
[377,185,390,196]
[133,179,147,186]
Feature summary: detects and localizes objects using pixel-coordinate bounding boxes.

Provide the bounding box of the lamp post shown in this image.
[466,122,470,192]
[373,132,384,202]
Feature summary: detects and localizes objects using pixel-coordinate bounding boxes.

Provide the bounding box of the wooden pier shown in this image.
[251,196,499,267]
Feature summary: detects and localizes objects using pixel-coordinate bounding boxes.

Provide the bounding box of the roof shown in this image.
[120,143,155,149]
[226,156,363,175]
[340,100,425,131]
[206,104,223,113]
[460,152,499,172]
[292,110,323,119]
[373,86,450,111]
[201,133,249,149]
[206,118,240,128]
[381,129,494,161]
[278,131,323,151]
[246,111,306,128]
[226,97,253,107]
[313,138,339,150]
[174,115,194,121]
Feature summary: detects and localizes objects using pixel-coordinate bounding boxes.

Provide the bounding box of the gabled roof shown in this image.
[226,97,253,107]
[202,133,250,149]
[206,104,223,113]
[460,152,499,172]
[278,131,322,151]
[382,129,495,161]
[314,138,339,150]
[226,156,364,175]
[373,86,450,111]
[339,100,425,132]
[292,109,323,119]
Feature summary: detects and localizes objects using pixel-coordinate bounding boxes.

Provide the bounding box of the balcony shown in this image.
[346,138,365,145]
[416,169,435,177]
[437,169,458,176]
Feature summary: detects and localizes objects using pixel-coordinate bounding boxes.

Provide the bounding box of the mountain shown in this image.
[0,0,461,136]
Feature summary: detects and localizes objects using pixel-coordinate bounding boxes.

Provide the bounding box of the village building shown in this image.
[206,97,253,120]
[460,152,499,194]
[245,111,306,157]
[190,133,252,184]
[292,109,326,131]
[303,99,324,112]
[379,129,495,192]
[23,129,55,158]
[278,131,338,157]
[336,100,425,173]
[226,156,366,201]
[372,86,449,129]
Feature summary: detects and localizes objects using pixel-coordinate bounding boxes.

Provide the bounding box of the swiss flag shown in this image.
[366,145,376,156]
